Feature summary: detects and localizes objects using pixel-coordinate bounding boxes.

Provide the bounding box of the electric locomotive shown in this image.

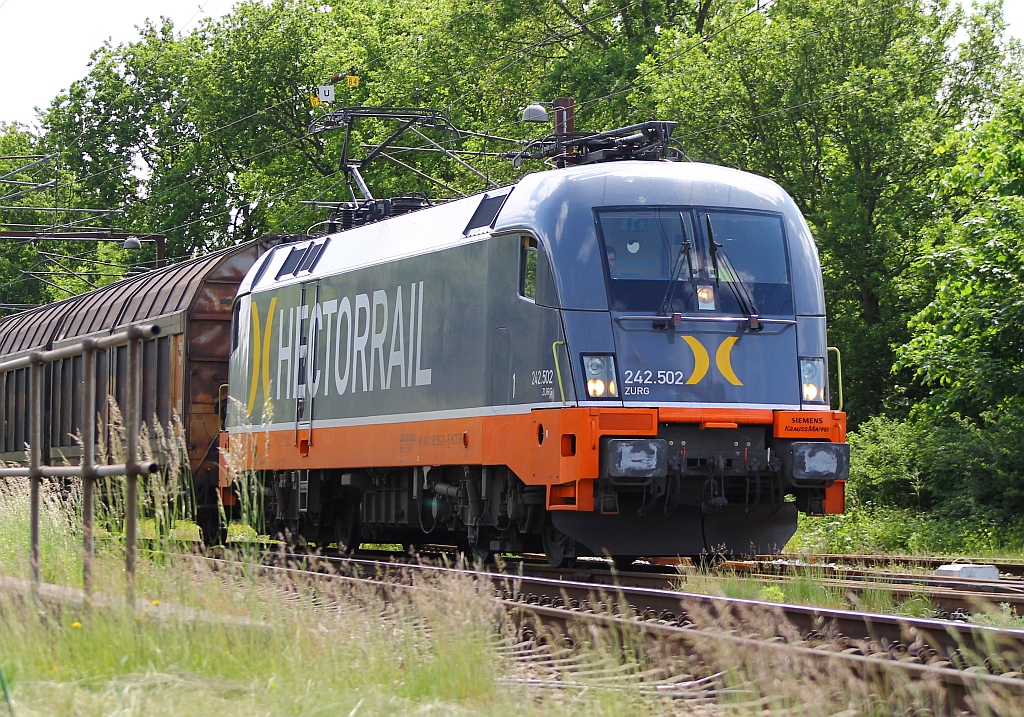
[225,154,849,565]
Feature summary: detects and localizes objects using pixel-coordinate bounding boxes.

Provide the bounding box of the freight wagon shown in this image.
[0,239,284,543]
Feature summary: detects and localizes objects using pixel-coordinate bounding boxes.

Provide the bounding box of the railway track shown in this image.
[205,547,1024,714]
[707,560,1024,615]
[519,558,1024,611]
[383,547,1024,615]
[771,553,1024,578]
[225,542,1024,615]
[496,551,1024,615]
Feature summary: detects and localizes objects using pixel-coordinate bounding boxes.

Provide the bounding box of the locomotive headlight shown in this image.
[582,355,618,398]
[696,284,716,311]
[800,358,826,404]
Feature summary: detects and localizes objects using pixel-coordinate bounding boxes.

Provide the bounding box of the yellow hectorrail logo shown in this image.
[681,335,743,386]
[246,297,277,416]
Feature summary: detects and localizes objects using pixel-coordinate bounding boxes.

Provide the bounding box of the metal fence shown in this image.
[0,323,161,603]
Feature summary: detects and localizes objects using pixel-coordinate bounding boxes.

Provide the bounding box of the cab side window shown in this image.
[520,237,538,301]
[230,300,241,352]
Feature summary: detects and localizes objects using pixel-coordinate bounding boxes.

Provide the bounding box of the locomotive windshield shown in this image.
[596,207,793,315]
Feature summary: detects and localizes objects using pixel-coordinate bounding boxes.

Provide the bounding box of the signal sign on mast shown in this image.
[318,85,335,103]
[328,68,360,89]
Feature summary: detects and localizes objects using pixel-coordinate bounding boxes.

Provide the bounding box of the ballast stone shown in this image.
[934,564,1000,580]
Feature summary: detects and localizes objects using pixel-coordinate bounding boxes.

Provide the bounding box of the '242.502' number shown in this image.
[623,369,687,385]
[532,369,554,385]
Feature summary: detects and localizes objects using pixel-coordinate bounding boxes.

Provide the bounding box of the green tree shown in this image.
[0,124,127,306]
[899,82,1024,418]
[640,0,1012,423]
[0,124,50,308]
[38,0,722,266]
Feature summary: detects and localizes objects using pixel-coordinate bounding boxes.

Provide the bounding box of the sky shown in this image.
[0,0,1022,128]
[0,0,242,127]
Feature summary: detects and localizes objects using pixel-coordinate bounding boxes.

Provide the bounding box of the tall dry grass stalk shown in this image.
[220,396,274,535]
[0,476,1021,716]
[80,398,196,547]
[0,486,700,716]
[2,421,1021,714]
[0,476,79,583]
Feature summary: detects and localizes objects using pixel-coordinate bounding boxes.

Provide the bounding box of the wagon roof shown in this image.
[0,241,257,356]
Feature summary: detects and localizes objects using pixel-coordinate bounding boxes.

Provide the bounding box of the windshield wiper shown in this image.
[655,213,694,328]
[706,213,762,331]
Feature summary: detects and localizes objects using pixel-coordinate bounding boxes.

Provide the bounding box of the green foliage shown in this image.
[39,0,690,261]
[899,83,1024,418]
[4,0,1024,540]
[789,409,1024,552]
[832,81,1024,540]
[789,506,1022,555]
[641,0,1011,422]
[853,410,1024,523]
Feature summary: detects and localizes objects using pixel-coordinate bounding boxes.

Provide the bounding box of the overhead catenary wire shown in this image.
[55,0,500,192]
[571,0,781,122]
[21,271,78,296]
[377,152,465,198]
[178,0,216,36]
[337,0,653,187]
[35,249,140,270]
[154,0,915,231]
[155,167,346,244]
[114,6,619,220]
[27,0,595,244]
[36,3,524,244]
[436,0,649,117]
[5,0,938,286]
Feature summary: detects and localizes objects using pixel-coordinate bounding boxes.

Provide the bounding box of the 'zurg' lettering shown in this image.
[246,282,432,416]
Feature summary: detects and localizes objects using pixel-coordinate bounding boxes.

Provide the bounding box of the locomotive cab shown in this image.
[492,161,848,558]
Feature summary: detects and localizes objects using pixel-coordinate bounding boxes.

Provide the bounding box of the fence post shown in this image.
[81,340,97,599]
[28,352,43,587]
[125,331,140,606]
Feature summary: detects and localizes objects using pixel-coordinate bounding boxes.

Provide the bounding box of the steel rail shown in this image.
[774,553,1024,579]
[361,549,1024,613]
[204,549,1024,714]
[513,601,1024,713]
[732,561,1024,591]
[266,551,1024,666]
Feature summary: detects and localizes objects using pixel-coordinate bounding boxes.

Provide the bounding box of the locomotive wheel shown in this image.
[541,518,576,568]
[332,500,361,554]
[611,555,638,571]
[198,505,227,548]
[469,544,494,565]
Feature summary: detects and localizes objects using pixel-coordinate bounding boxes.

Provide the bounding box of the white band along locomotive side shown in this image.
[225,158,849,565]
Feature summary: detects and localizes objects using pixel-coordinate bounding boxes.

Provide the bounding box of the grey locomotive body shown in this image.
[226,160,848,564]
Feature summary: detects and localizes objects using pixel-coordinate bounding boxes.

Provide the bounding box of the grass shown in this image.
[3,477,1023,716]
[788,507,1024,558]
[672,564,941,618]
[1,478,698,717]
